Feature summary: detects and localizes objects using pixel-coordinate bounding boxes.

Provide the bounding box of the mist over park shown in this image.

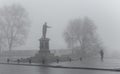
[0,0,120,74]
[0,0,119,59]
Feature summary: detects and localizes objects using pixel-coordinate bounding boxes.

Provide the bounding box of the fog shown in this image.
[0,0,120,53]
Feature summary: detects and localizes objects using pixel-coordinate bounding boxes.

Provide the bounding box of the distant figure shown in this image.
[42,22,51,38]
[56,58,59,63]
[100,49,104,61]
[80,57,82,61]
[17,59,20,64]
[42,59,45,64]
[69,57,72,62]
[7,58,10,63]
[29,59,31,64]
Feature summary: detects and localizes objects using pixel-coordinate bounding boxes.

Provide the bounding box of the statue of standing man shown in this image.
[42,22,51,38]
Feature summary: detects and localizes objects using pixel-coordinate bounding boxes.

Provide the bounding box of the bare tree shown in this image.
[0,4,30,52]
[0,32,5,56]
[64,17,103,58]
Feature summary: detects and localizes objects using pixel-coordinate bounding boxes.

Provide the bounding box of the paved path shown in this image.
[0,62,120,72]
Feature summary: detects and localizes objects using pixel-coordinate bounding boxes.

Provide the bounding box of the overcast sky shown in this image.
[0,0,120,53]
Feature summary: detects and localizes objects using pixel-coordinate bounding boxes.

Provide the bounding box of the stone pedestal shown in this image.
[39,38,50,54]
[32,37,55,63]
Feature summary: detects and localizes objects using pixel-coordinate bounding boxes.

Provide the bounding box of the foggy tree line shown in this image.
[64,17,104,58]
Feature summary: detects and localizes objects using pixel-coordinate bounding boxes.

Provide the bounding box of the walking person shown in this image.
[56,58,59,63]
[80,57,82,61]
[42,59,45,64]
[7,58,10,63]
[100,49,104,61]
[29,59,32,64]
[69,57,72,62]
[17,59,20,64]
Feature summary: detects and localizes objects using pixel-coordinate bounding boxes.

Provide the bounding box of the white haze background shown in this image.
[0,0,119,55]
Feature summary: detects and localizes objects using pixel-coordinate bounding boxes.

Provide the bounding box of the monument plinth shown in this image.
[39,37,50,54]
[33,22,56,63]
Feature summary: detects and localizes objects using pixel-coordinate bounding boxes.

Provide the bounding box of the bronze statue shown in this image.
[42,22,51,38]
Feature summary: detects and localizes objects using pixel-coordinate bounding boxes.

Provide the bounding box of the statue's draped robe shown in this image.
[42,24,47,38]
[42,22,51,38]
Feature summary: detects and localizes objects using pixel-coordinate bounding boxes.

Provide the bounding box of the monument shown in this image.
[32,22,55,63]
[20,22,68,63]
[39,22,51,55]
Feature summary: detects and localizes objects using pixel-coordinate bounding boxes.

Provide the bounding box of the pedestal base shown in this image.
[39,38,50,52]
[20,37,58,63]
[29,52,57,63]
